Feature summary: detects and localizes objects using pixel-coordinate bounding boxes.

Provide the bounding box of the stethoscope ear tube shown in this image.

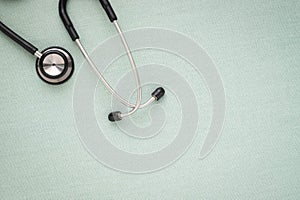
[59,0,165,121]
[0,21,38,55]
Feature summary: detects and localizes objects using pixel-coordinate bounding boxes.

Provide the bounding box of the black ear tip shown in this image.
[152,87,165,101]
[158,87,165,94]
[108,111,122,122]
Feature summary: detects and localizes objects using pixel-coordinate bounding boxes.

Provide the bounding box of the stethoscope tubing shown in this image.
[0,21,39,56]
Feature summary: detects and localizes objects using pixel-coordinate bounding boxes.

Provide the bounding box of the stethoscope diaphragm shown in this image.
[36,47,74,85]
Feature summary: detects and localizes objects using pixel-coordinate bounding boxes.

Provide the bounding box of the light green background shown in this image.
[0,0,299,199]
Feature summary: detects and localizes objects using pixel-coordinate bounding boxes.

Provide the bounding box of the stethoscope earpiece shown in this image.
[108,111,122,122]
[36,47,74,85]
[152,87,165,101]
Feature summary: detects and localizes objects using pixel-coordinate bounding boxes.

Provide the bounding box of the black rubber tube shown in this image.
[59,0,79,41]
[0,21,38,55]
[59,0,118,41]
[99,0,118,22]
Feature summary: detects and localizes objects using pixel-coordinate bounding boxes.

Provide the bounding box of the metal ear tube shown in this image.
[59,0,165,122]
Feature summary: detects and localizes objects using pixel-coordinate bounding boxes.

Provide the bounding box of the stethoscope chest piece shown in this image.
[36,47,74,85]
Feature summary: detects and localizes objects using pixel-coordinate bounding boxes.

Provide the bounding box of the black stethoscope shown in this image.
[0,21,74,85]
[0,0,165,122]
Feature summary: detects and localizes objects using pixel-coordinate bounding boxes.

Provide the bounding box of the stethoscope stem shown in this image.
[34,51,43,59]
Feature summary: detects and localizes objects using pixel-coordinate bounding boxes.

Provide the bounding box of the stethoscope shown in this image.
[0,21,74,85]
[0,0,165,122]
[59,0,165,122]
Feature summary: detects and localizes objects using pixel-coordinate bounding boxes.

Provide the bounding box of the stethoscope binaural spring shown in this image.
[59,0,165,122]
[0,21,74,85]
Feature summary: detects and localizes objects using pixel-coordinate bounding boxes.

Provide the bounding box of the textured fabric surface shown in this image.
[0,0,299,199]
